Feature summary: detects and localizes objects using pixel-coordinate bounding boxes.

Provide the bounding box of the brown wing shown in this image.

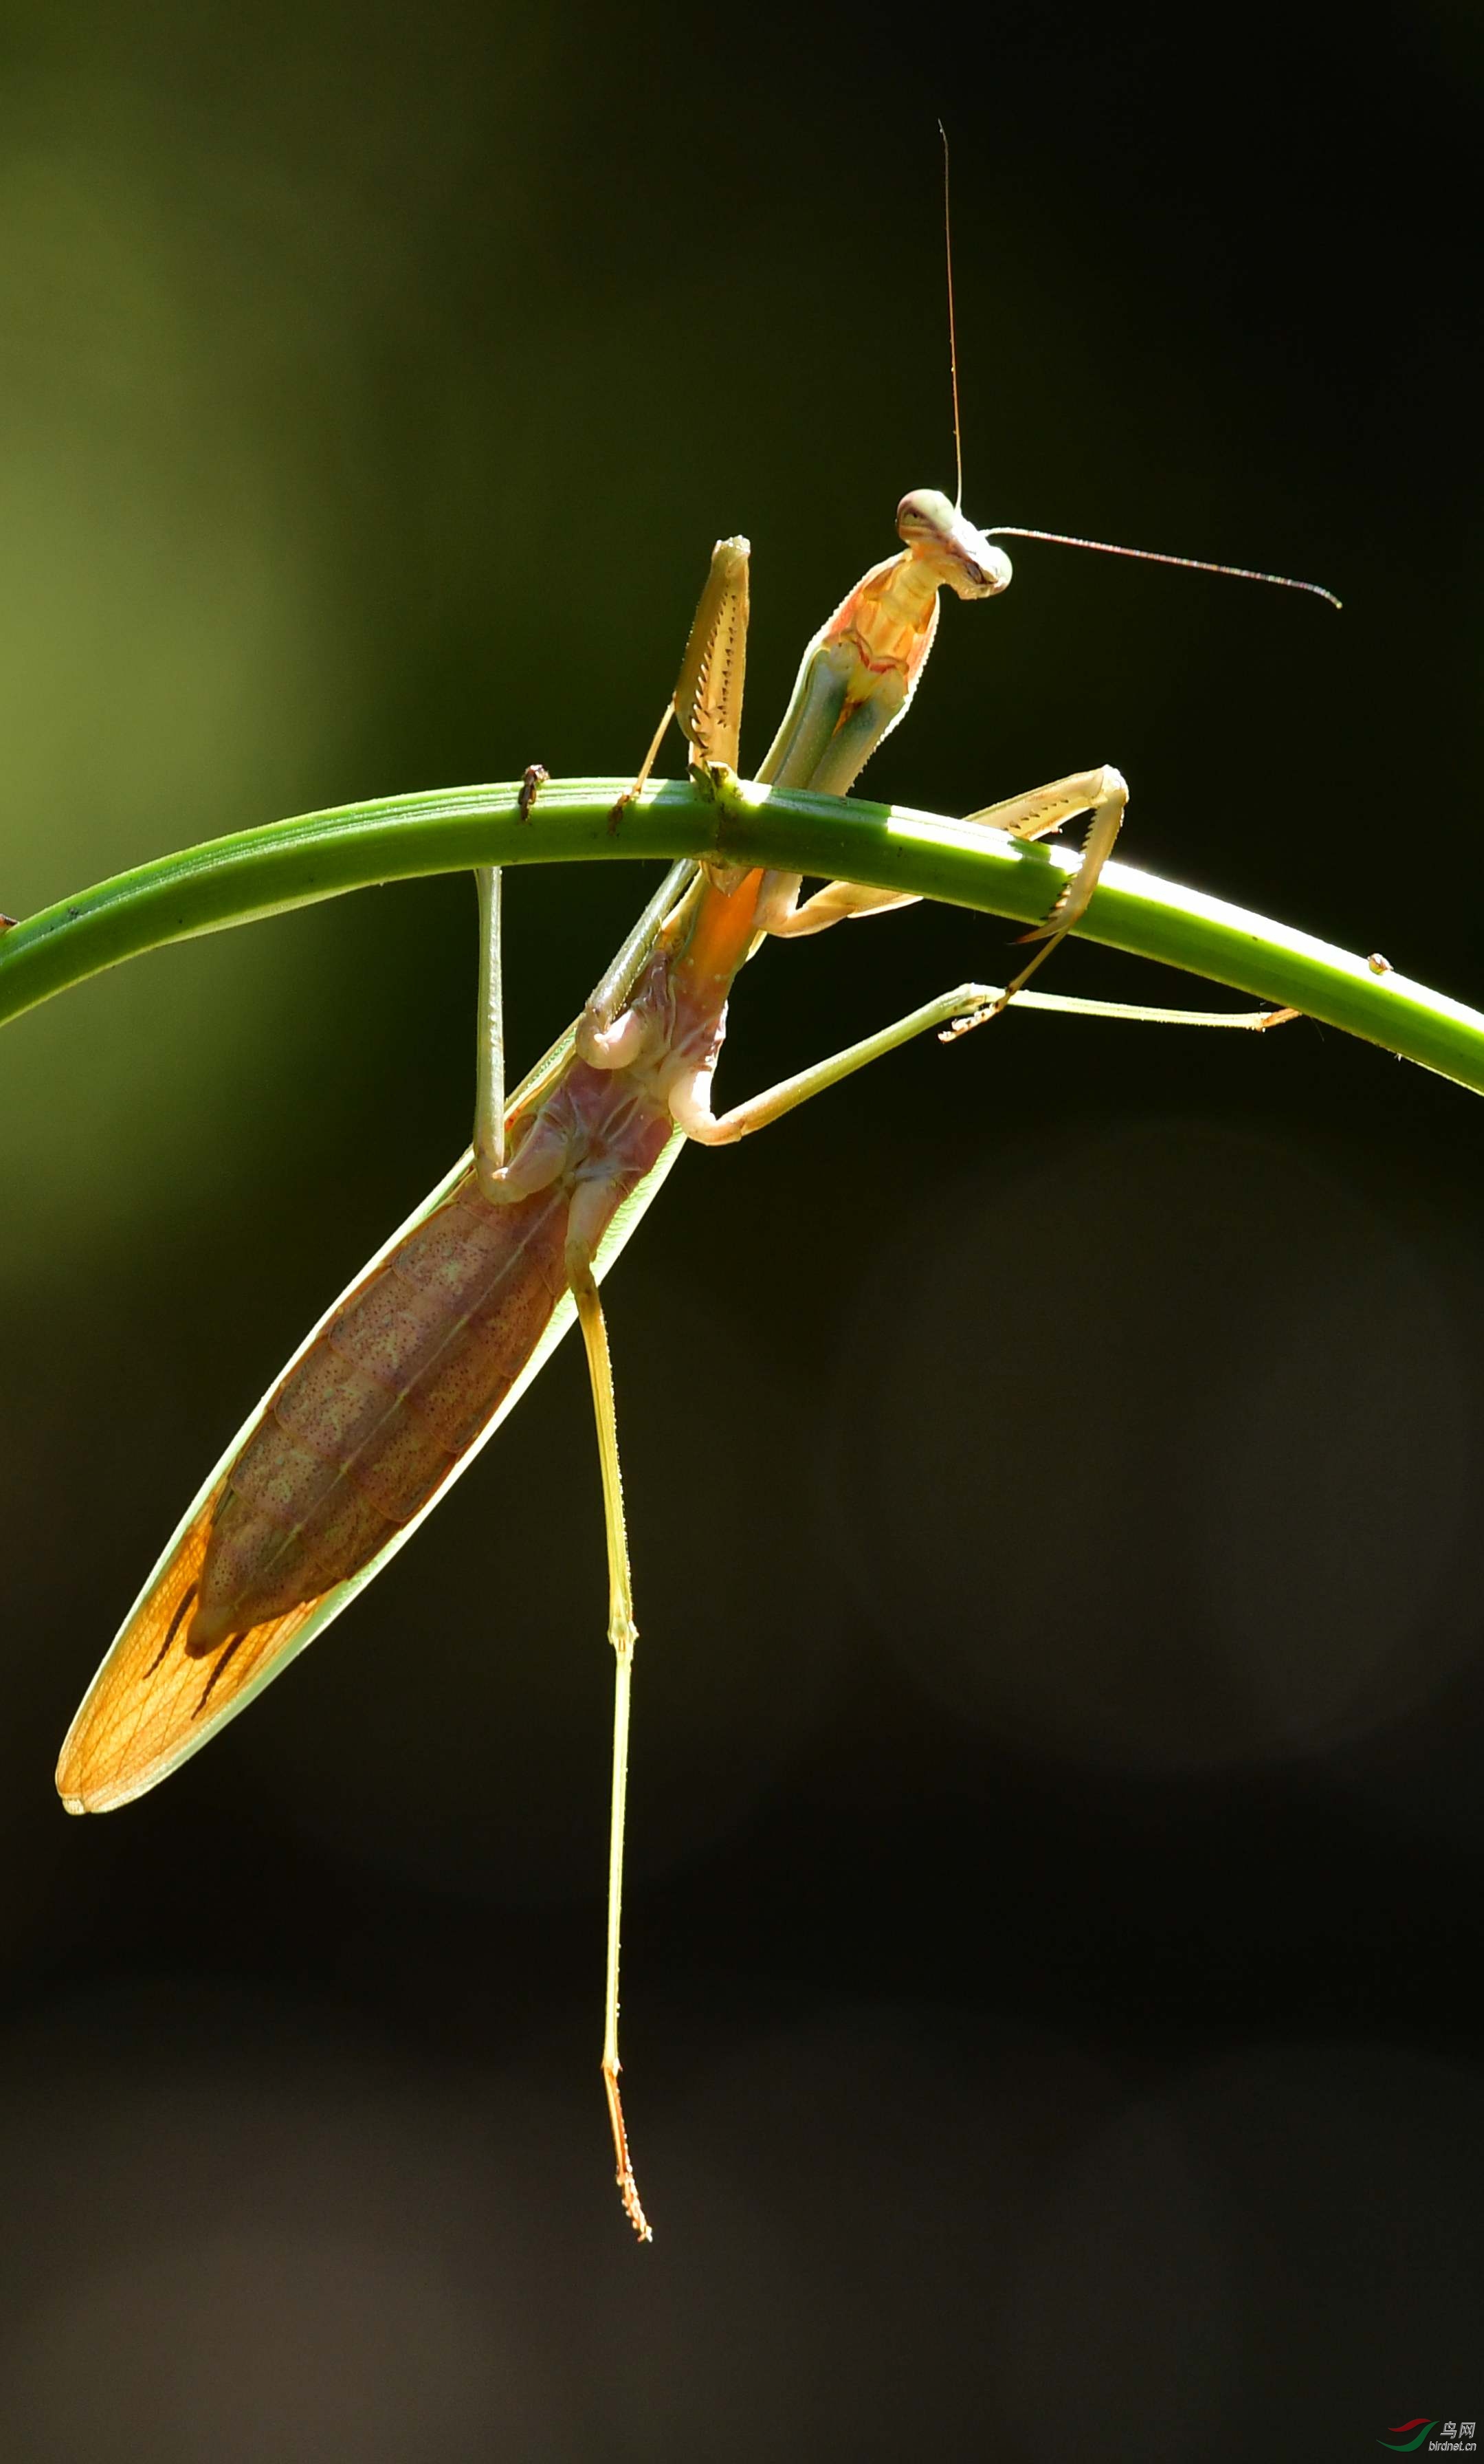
[56,1118,691,1821]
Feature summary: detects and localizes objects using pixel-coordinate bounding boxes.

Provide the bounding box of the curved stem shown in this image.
[1,772,1479,1097]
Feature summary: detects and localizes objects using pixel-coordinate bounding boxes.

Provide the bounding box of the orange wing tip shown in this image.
[54,1585,326,1821]
[56,1724,101,1814]
[54,1768,146,1816]
[55,1729,162,1816]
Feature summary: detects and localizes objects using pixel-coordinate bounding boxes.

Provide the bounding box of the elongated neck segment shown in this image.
[669,864,768,1011]
[757,488,1011,802]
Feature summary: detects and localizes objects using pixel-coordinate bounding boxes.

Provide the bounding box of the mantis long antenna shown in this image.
[985,525,1341,610]
[939,122,963,514]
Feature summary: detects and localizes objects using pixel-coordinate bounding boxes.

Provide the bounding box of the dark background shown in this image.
[1,1,1481,2454]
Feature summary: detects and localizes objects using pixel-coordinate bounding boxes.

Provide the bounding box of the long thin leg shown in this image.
[578,859,701,1061]
[629,700,679,804]
[566,1216,651,2245]
[473,866,506,1178]
[474,856,695,1204]
[668,979,1292,1146]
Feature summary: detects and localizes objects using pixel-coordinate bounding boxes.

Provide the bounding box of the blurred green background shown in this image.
[1,0,1481,2453]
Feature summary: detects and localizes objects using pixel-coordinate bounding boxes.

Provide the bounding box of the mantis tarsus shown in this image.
[54,478,1322,2242]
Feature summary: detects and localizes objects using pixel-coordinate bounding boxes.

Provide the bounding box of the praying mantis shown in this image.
[52,468,1327,2239]
[48,121,1342,2229]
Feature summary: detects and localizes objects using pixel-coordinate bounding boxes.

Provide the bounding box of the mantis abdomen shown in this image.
[186,1174,573,1649]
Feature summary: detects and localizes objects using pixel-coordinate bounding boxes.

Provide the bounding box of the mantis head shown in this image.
[896,489,1012,601]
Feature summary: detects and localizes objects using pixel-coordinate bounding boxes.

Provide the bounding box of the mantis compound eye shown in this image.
[896,486,955,542]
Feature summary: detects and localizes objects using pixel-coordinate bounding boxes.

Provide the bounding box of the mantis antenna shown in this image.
[935,129,1333,610]
[985,525,1342,610]
[940,122,964,514]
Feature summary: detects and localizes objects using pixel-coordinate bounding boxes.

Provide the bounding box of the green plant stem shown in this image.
[1,772,1479,1094]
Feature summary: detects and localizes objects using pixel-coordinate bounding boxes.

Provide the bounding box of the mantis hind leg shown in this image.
[566,1198,652,2245]
[472,865,507,1183]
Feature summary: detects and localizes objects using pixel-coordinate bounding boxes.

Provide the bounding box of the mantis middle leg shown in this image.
[667,968,1286,1149]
